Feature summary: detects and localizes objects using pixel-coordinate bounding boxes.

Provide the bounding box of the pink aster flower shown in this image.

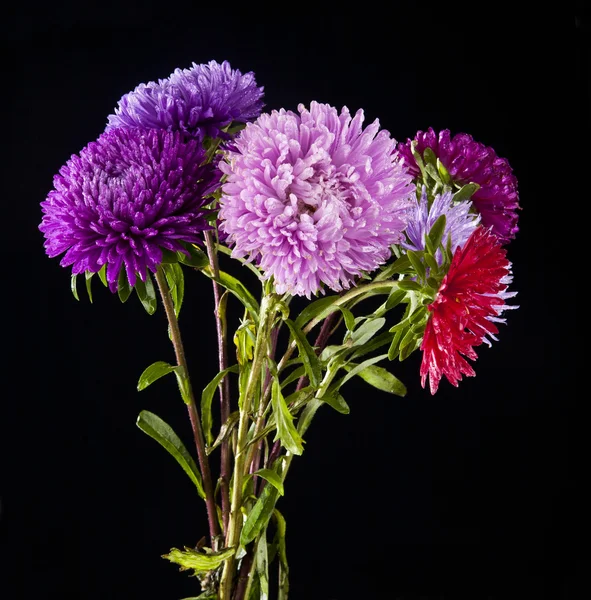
[396,128,520,244]
[218,101,415,297]
[420,225,517,394]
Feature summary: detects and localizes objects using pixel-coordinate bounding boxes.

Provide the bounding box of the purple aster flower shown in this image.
[396,128,520,243]
[218,101,415,298]
[403,186,480,263]
[106,60,264,141]
[40,128,220,292]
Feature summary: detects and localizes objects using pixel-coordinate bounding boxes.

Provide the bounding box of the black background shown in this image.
[2,5,588,600]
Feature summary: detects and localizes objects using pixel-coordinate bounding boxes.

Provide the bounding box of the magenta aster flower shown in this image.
[218,101,415,297]
[396,128,520,243]
[106,60,264,141]
[39,128,220,292]
[419,225,517,394]
[403,186,480,264]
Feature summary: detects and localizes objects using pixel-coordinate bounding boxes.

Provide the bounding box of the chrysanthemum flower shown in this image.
[396,128,520,244]
[420,225,517,394]
[402,186,480,264]
[39,127,220,291]
[218,101,416,297]
[106,60,264,141]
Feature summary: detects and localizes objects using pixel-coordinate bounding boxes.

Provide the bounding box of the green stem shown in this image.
[154,267,220,544]
[219,292,277,599]
[204,231,232,536]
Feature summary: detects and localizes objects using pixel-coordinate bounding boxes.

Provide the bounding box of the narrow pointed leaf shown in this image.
[240,483,280,546]
[137,410,205,498]
[406,250,426,281]
[255,533,269,597]
[284,319,321,388]
[294,295,338,329]
[427,214,447,253]
[273,509,289,600]
[321,392,349,414]
[350,317,386,347]
[340,354,389,387]
[272,379,304,455]
[177,243,209,268]
[162,546,235,575]
[348,363,406,396]
[201,365,239,446]
[206,411,239,455]
[137,361,177,391]
[297,398,323,437]
[253,469,285,496]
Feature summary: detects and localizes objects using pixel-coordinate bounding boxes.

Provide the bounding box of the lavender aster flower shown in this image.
[39,128,220,292]
[219,101,415,297]
[403,186,480,263]
[396,128,520,243]
[106,60,264,141]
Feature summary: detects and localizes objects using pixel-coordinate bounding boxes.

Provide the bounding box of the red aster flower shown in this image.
[420,226,517,394]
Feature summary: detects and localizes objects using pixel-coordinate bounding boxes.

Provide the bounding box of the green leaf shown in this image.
[240,483,280,546]
[163,263,185,318]
[178,243,209,269]
[206,411,239,455]
[273,509,289,592]
[336,306,356,331]
[137,361,177,391]
[162,546,234,575]
[134,273,157,315]
[350,317,386,347]
[321,392,349,414]
[423,252,439,273]
[284,319,322,388]
[255,532,269,597]
[205,269,260,324]
[201,365,239,446]
[271,379,304,455]
[376,254,411,281]
[340,354,389,387]
[385,288,407,311]
[253,468,285,496]
[137,410,205,498]
[388,326,405,360]
[348,363,406,396]
[294,295,338,329]
[84,271,94,303]
[397,279,423,292]
[280,365,306,389]
[350,331,393,361]
[117,269,132,303]
[452,182,480,203]
[297,398,323,437]
[71,274,79,301]
[173,365,192,405]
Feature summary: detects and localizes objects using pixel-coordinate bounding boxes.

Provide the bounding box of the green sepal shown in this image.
[117,269,132,303]
[84,271,94,303]
[163,263,185,318]
[134,273,157,315]
[97,264,108,287]
[71,274,79,301]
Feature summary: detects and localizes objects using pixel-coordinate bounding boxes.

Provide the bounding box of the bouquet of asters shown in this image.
[39,59,519,599]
